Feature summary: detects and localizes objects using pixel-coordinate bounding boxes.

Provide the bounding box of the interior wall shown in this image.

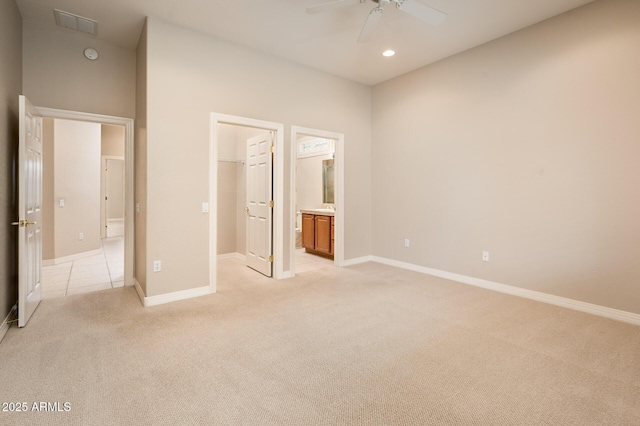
[217,124,238,255]
[0,0,22,325]
[135,19,148,293]
[22,21,136,118]
[143,17,372,297]
[53,119,102,259]
[106,159,125,219]
[42,118,54,260]
[102,124,125,156]
[371,0,640,314]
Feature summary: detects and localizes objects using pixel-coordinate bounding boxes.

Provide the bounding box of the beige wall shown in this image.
[42,118,55,260]
[53,119,102,259]
[371,0,640,314]
[101,124,125,157]
[216,124,238,255]
[22,21,136,118]
[0,0,22,323]
[141,17,371,297]
[135,20,148,293]
[106,159,125,219]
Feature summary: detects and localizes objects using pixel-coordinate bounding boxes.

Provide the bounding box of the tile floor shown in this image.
[41,237,124,299]
[295,248,335,273]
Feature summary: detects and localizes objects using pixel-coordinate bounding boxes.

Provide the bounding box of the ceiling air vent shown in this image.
[54,9,97,35]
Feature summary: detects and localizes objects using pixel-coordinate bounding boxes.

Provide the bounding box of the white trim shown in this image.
[343,255,374,267]
[43,249,103,266]
[37,107,135,287]
[217,252,246,261]
[210,113,286,293]
[134,279,213,307]
[371,256,640,327]
[290,126,345,277]
[0,305,17,343]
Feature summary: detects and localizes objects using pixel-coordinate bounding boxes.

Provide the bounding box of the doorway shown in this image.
[37,107,134,295]
[290,126,344,276]
[210,113,285,292]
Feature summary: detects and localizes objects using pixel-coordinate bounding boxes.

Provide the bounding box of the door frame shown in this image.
[37,107,135,287]
[210,113,285,291]
[290,126,345,273]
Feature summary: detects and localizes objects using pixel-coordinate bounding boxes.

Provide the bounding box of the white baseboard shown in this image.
[134,280,214,307]
[0,305,17,343]
[343,255,373,267]
[371,256,640,327]
[44,249,103,266]
[217,252,246,261]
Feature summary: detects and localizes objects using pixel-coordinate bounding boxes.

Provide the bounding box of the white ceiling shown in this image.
[15,0,595,85]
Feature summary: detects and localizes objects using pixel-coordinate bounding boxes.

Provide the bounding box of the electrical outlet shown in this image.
[153,260,162,272]
[482,251,490,262]
[404,239,410,248]
[78,232,84,241]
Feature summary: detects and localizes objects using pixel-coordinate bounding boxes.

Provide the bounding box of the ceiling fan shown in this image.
[307,0,447,43]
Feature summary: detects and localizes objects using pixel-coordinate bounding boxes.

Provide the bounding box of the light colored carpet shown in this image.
[1,259,639,425]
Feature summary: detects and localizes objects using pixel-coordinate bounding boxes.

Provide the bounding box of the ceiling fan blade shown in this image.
[358,7,383,43]
[306,0,363,15]
[395,0,446,26]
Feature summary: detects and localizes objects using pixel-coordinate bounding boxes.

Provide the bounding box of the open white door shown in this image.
[245,132,273,277]
[15,96,43,327]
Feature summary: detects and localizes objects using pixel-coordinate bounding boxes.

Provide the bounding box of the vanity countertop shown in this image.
[300,209,335,217]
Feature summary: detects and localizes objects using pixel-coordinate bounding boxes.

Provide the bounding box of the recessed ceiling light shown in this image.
[382,50,396,57]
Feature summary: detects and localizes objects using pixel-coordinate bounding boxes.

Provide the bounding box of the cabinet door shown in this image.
[330,216,335,255]
[315,215,332,254]
[302,214,315,249]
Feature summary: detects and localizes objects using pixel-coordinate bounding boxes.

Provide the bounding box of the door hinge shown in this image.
[269,200,274,208]
[270,145,275,154]
[268,255,274,263]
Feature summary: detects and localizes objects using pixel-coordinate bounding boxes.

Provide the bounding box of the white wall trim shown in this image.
[0,305,17,343]
[290,126,345,277]
[43,249,103,266]
[342,255,374,267]
[371,256,640,327]
[210,113,285,293]
[134,280,213,307]
[217,252,246,261]
[37,107,135,287]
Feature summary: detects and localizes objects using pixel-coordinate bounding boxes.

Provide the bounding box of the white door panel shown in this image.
[246,132,273,277]
[17,95,43,327]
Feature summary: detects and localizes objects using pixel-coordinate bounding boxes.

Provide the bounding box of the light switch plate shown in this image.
[202,202,209,213]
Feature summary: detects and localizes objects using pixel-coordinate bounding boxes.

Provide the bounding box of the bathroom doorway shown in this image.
[290,126,344,275]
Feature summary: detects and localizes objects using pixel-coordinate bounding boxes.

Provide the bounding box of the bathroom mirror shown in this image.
[322,159,335,204]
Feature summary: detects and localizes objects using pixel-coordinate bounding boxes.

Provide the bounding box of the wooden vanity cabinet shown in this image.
[302,213,334,258]
[302,214,315,250]
[315,215,332,255]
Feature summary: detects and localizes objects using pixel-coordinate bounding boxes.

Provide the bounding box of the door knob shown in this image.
[244,207,250,213]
